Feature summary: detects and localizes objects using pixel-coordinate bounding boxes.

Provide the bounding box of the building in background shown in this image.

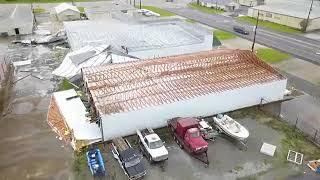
[64,19,217,59]
[0,4,34,36]
[248,1,320,31]
[51,3,80,21]
[200,0,240,12]
[236,0,264,7]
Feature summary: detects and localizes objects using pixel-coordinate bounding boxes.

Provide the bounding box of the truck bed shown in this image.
[112,137,129,152]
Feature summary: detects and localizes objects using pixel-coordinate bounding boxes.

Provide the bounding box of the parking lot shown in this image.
[71,108,316,180]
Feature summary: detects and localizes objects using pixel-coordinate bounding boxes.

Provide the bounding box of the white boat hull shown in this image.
[213,115,249,141]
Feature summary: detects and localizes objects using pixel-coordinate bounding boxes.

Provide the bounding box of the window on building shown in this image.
[266,13,272,18]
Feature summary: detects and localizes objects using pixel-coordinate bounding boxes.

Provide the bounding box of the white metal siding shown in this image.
[101,79,287,141]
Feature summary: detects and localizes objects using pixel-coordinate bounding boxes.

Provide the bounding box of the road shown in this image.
[164,7,320,66]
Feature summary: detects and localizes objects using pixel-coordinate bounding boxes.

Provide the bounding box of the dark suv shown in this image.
[233,26,249,35]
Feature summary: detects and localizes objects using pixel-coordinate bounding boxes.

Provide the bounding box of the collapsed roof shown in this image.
[82,49,285,116]
[52,44,138,78]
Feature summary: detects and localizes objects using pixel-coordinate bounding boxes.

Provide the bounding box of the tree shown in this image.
[300,19,308,32]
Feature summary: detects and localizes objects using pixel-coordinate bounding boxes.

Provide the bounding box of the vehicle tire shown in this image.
[149,156,153,163]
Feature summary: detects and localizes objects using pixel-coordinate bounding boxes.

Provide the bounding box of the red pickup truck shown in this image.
[168,117,209,166]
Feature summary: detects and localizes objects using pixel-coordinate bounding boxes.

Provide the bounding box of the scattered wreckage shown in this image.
[12,30,67,46]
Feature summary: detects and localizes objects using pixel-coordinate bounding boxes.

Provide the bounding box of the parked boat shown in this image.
[213,114,249,141]
[86,148,107,177]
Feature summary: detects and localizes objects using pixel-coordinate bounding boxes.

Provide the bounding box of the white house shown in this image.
[200,0,240,12]
[52,3,80,21]
[81,49,287,142]
[248,1,320,31]
[236,0,264,7]
[0,5,34,36]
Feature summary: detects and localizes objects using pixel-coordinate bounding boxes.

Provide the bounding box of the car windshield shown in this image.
[149,140,163,149]
[124,157,141,168]
[190,131,200,138]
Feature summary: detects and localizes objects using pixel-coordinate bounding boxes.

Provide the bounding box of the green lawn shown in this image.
[187,3,225,14]
[256,48,291,63]
[58,78,78,91]
[77,6,85,13]
[32,7,45,14]
[185,18,197,24]
[237,16,302,34]
[0,0,94,3]
[135,5,175,17]
[213,30,237,40]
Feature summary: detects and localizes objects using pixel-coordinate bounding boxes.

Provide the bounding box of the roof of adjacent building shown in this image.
[47,89,101,145]
[82,49,285,115]
[54,3,80,14]
[0,4,33,30]
[64,19,211,51]
[251,1,320,19]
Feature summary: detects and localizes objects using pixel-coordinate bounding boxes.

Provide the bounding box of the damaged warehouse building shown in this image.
[47,49,287,150]
[63,19,216,59]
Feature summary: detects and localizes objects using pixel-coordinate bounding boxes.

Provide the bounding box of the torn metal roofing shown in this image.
[52,44,138,78]
[82,49,285,115]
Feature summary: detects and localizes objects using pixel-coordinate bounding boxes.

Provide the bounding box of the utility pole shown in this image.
[139,0,142,9]
[251,11,260,52]
[305,0,314,32]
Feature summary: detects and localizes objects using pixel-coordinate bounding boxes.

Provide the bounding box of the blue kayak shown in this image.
[86,148,107,177]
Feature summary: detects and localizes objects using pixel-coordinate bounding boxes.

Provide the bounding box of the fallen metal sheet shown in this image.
[12,60,31,67]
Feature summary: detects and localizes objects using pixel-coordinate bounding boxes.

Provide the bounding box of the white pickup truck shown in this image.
[137,128,168,162]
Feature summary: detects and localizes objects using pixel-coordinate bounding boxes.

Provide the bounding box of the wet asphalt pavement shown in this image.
[0,38,73,180]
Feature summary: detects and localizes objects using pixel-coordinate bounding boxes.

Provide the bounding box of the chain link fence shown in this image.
[281,113,320,146]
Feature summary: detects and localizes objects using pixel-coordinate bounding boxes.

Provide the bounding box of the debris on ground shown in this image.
[12,60,31,67]
[287,150,303,165]
[260,142,277,157]
[307,159,320,174]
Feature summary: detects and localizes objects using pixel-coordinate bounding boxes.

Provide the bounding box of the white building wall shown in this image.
[248,8,308,30]
[101,79,287,141]
[307,18,320,31]
[238,0,258,7]
[129,35,213,59]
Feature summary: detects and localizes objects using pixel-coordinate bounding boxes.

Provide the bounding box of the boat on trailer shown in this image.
[213,114,249,141]
[86,148,107,177]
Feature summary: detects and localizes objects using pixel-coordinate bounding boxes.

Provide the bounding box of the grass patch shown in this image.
[73,146,88,177]
[135,5,175,17]
[256,48,291,63]
[213,30,237,40]
[187,3,225,14]
[234,165,244,172]
[58,78,78,91]
[32,7,45,14]
[237,16,302,34]
[185,18,197,24]
[77,6,85,13]
[1,0,95,3]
